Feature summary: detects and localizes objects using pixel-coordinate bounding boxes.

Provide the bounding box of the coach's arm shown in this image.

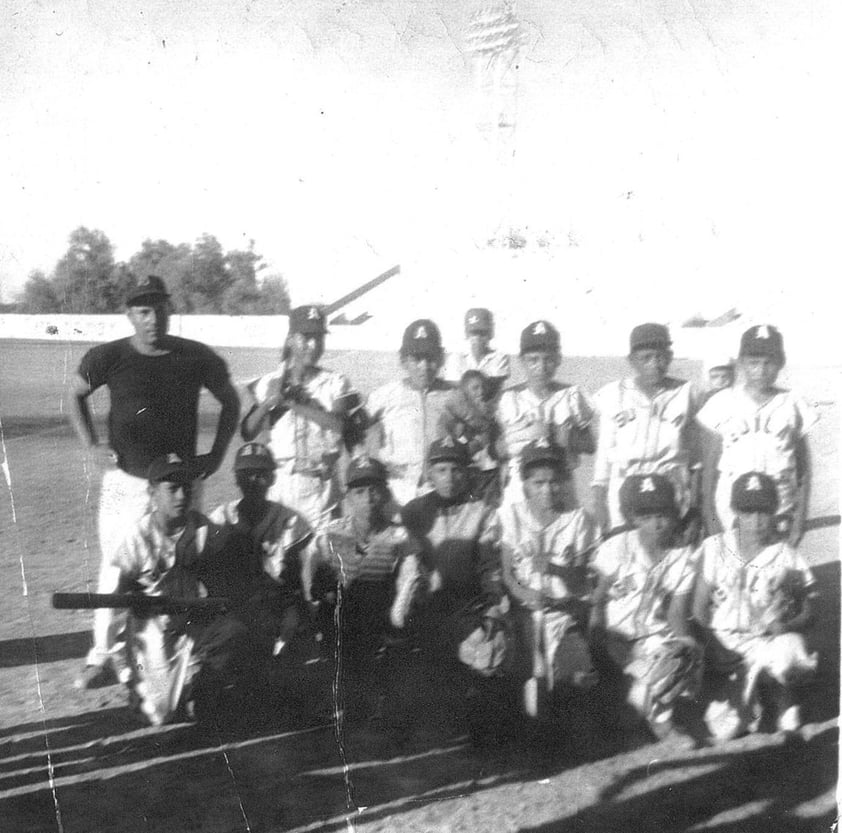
[67,374,116,469]
[197,379,240,478]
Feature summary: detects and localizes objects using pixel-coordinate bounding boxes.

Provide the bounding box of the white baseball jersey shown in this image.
[366,378,455,505]
[593,377,702,523]
[498,502,597,604]
[443,349,510,384]
[252,363,351,472]
[696,386,818,522]
[592,530,698,644]
[696,530,817,653]
[208,501,311,584]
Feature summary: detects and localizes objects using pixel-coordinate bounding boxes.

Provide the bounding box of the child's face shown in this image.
[708,366,734,391]
[150,479,192,524]
[462,376,486,408]
[402,353,441,391]
[236,468,274,501]
[467,332,491,354]
[287,333,324,366]
[739,355,781,391]
[522,350,559,388]
[735,510,774,541]
[523,465,565,513]
[632,512,675,550]
[346,482,388,525]
[629,348,671,388]
[428,460,467,500]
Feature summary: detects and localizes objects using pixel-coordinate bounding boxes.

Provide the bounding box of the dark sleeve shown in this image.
[197,343,232,396]
[76,343,114,391]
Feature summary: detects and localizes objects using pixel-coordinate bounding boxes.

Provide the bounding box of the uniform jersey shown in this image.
[696,386,818,522]
[497,503,597,604]
[208,500,311,588]
[696,531,817,652]
[592,530,698,644]
[443,349,510,385]
[592,377,702,523]
[251,363,351,473]
[401,491,501,605]
[366,378,455,505]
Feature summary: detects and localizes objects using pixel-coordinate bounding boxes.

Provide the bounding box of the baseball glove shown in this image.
[648,637,703,708]
[760,569,807,635]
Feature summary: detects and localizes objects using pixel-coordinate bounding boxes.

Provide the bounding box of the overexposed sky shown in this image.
[0,0,837,320]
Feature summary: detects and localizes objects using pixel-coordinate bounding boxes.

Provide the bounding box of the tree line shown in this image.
[15,227,291,315]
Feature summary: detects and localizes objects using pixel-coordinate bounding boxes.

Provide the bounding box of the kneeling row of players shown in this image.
[82,436,819,745]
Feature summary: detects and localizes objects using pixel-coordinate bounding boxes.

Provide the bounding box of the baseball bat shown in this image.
[52,593,230,615]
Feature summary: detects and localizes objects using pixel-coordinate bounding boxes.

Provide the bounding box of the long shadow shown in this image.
[0,631,89,669]
[803,560,840,725]
[519,726,838,833]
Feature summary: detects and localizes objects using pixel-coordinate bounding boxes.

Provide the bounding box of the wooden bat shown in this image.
[52,593,230,615]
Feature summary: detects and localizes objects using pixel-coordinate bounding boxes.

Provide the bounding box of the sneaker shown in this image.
[75,662,119,690]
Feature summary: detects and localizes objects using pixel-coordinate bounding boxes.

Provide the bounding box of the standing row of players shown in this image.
[67,275,820,744]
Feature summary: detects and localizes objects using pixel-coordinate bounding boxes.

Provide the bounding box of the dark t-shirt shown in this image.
[78,336,230,477]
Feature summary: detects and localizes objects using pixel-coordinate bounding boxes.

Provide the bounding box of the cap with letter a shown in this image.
[739,324,785,365]
[519,437,569,478]
[465,308,494,335]
[427,435,470,466]
[520,320,560,354]
[234,442,276,472]
[345,455,389,488]
[401,319,443,357]
[289,305,327,336]
[730,471,779,514]
[629,323,672,353]
[619,473,677,517]
[147,453,194,484]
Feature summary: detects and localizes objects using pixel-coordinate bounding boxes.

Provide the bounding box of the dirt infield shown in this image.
[0,342,838,832]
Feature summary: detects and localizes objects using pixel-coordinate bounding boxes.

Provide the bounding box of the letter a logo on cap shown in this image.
[468,314,479,325]
[747,475,762,491]
[167,453,183,464]
[533,322,547,335]
[307,306,318,319]
[535,437,549,448]
[756,325,770,339]
[641,477,656,492]
[415,325,428,339]
[441,436,454,447]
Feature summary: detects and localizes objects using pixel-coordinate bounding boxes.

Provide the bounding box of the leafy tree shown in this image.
[52,227,117,312]
[255,275,291,314]
[19,269,61,313]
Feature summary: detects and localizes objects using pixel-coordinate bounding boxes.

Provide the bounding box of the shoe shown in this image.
[75,662,119,690]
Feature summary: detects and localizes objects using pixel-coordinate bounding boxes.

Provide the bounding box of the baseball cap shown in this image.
[127,275,170,307]
[401,319,443,357]
[519,437,569,477]
[619,474,677,517]
[147,453,194,484]
[739,325,785,365]
[730,471,779,514]
[288,305,327,336]
[234,442,275,472]
[465,308,493,335]
[345,455,388,488]
[629,323,672,353]
[520,320,560,354]
[427,435,470,466]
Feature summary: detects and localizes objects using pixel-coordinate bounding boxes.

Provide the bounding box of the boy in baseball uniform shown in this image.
[697,324,818,543]
[241,305,357,531]
[208,442,313,657]
[589,474,701,740]
[591,323,703,534]
[443,308,510,399]
[692,472,818,742]
[498,438,599,718]
[497,320,595,508]
[365,319,455,507]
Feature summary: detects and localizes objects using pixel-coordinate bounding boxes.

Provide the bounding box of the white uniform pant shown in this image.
[268,462,340,532]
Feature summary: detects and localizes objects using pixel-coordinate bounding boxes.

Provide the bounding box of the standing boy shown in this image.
[443,308,510,399]
[591,323,702,533]
[241,305,357,531]
[697,324,818,543]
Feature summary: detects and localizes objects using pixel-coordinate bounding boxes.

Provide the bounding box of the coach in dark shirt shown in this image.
[68,275,240,684]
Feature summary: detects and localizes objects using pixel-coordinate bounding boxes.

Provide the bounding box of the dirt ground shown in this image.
[0,342,838,832]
